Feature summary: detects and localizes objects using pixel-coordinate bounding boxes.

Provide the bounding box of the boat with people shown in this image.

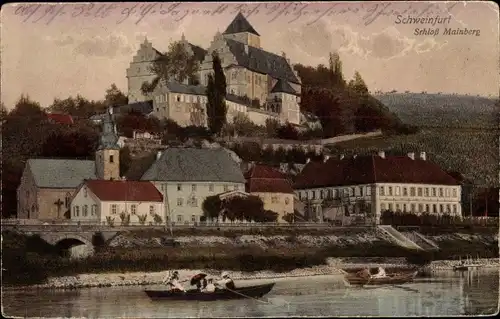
[144,271,276,301]
[342,267,418,286]
[453,255,485,271]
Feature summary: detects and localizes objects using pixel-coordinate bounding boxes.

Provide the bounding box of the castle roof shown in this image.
[271,79,298,96]
[223,12,260,36]
[224,39,300,84]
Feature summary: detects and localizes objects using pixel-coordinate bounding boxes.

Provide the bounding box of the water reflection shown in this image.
[3,271,498,318]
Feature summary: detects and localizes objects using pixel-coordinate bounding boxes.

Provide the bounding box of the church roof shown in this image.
[84,180,163,202]
[271,79,298,95]
[26,159,96,189]
[223,12,260,36]
[141,147,246,183]
[224,39,300,84]
[187,43,208,62]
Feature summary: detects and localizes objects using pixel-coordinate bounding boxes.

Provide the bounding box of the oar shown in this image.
[215,284,272,305]
[390,285,419,293]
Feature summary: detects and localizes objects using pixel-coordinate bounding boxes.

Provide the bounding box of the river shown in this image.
[3,269,498,317]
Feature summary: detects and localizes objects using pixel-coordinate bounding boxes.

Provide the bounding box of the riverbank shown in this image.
[4,257,499,291]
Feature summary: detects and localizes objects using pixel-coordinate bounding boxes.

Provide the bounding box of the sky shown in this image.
[1,1,499,109]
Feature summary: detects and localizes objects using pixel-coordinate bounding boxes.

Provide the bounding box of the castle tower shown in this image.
[222,12,261,48]
[126,37,162,103]
[269,79,301,125]
[95,107,120,180]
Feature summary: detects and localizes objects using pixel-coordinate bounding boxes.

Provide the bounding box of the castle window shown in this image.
[109,155,114,163]
[111,204,117,214]
[177,95,180,102]
[131,204,137,215]
[83,205,88,217]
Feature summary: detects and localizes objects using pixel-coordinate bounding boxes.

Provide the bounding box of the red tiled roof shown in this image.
[293,155,460,189]
[245,165,294,194]
[84,180,163,202]
[45,113,74,125]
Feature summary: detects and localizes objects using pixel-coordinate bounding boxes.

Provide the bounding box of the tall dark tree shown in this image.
[205,52,227,136]
[348,71,369,95]
[329,51,345,88]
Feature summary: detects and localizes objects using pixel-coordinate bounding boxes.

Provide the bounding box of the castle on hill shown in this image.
[126,13,302,127]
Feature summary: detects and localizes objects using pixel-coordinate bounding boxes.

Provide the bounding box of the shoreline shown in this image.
[4,257,499,291]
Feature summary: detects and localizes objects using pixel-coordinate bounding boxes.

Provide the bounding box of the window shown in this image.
[403,204,407,212]
[380,203,386,210]
[452,188,457,198]
[191,215,196,222]
[209,184,214,192]
[396,203,400,211]
[111,204,117,215]
[418,204,423,212]
[388,203,394,211]
[149,205,155,215]
[439,204,444,213]
[350,188,355,197]
[84,188,88,197]
[224,185,229,192]
[453,205,457,213]
[83,205,88,217]
[177,184,182,191]
[177,198,183,206]
[439,188,444,197]
[332,189,337,198]
[380,186,385,196]
[388,187,393,196]
[446,204,451,213]
[285,197,290,205]
[411,204,416,212]
[177,215,183,222]
[402,188,408,196]
[417,188,423,197]
[131,204,137,215]
[109,155,114,163]
[355,187,360,197]
[432,204,437,213]
[410,187,415,196]
[192,184,197,191]
[91,204,97,216]
[445,188,450,197]
[425,204,430,212]
[395,187,401,196]
[424,188,429,197]
[191,198,198,207]
[73,206,80,217]
[432,188,437,197]
[176,95,180,102]
[271,196,278,203]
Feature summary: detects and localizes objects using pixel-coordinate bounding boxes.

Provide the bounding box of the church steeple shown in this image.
[95,106,120,180]
[222,12,261,48]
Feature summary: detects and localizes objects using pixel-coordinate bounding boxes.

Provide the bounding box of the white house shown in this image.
[293,152,462,224]
[140,147,246,224]
[70,179,164,225]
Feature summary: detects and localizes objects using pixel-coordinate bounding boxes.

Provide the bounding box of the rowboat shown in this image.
[453,255,484,271]
[343,270,418,286]
[144,282,276,301]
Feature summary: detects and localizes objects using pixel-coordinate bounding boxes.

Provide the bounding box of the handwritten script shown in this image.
[12,2,459,27]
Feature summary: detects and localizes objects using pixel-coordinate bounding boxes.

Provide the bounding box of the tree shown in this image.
[205,52,227,136]
[105,83,128,107]
[348,71,369,95]
[277,122,300,140]
[265,118,280,138]
[202,195,223,221]
[233,112,255,136]
[41,128,98,159]
[47,95,107,117]
[119,147,132,177]
[329,51,345,88]
[141,41,200,94]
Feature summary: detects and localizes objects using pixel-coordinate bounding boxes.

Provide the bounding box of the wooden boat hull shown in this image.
[144,283,275,301]
[453,265,483,271]
[344,271,418,286]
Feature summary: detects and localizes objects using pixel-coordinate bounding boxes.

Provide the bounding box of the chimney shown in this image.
[407,152,415,160]
[306,158,311,164]
[156,151,162,160]
[378,151,385,159]
[323,155,330,163]
[419,151,427,161]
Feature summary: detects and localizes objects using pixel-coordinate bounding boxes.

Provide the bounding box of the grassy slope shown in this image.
[329,93,498,186]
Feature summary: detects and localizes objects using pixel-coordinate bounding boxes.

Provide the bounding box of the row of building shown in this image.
[17,107,463,225]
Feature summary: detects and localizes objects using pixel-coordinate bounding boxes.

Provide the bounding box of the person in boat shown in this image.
[164,270,186,292]
[356,268,371,279]
[214,271,235,290]
[371,267,388,279]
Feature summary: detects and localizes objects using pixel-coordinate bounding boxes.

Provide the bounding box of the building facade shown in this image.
[140,147,246,224]
[293,152,462,224]
[245,164,295,223]
[126,13,302,127]
[70,180,163,225]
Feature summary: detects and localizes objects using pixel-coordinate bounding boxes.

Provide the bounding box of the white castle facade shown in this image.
[126,13,302,127]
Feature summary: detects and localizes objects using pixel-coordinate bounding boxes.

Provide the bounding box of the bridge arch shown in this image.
[43,233,93,247]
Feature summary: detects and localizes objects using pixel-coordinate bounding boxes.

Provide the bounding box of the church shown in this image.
[126,13,302,127]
